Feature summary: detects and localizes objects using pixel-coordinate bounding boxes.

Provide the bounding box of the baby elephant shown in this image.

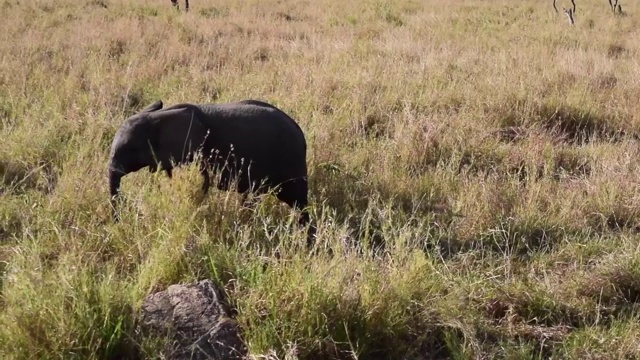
[171,0,189,11]
[108,99,309,227]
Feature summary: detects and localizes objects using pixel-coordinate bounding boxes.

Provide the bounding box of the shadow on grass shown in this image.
[536,103,631,144]
[427,217,572,262]
[0,159,58,196]
[492,99,634,145]
[309,161,458,255]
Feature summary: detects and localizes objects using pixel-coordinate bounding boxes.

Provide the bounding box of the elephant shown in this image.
[108,99,310,229]
[171,0,189,11]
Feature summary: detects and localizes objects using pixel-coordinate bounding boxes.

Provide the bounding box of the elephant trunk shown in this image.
[109,166,124,222]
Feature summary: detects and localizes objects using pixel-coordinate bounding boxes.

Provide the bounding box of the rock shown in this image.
[141,279,247,360]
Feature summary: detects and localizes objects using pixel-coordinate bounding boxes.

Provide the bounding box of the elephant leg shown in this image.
[276,178,309,223]
[240,180,268,209]
[241,191,256,209]
[185,0,189,11]
[276,178,315,247]
[200,164,210,195]
[217,174,230,191]
[216,165,235,191]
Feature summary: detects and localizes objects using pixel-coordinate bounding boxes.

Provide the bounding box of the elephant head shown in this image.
[108,100,209,221]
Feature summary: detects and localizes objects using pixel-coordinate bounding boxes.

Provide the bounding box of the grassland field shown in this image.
[2,0,640,358]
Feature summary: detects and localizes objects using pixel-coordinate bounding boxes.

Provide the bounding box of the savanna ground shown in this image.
[1,0,640,358]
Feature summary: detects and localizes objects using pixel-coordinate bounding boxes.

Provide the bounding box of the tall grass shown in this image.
[2,0,640,358]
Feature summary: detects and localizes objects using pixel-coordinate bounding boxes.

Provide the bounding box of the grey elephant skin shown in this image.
[108,99,309,226]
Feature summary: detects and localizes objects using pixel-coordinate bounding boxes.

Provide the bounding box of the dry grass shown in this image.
[2,0,640,358]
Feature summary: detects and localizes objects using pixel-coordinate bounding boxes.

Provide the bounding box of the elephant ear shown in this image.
[147,107,209,168]
[139,100,164,114]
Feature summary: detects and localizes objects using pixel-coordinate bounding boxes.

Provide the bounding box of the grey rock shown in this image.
[141,279,247,360]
